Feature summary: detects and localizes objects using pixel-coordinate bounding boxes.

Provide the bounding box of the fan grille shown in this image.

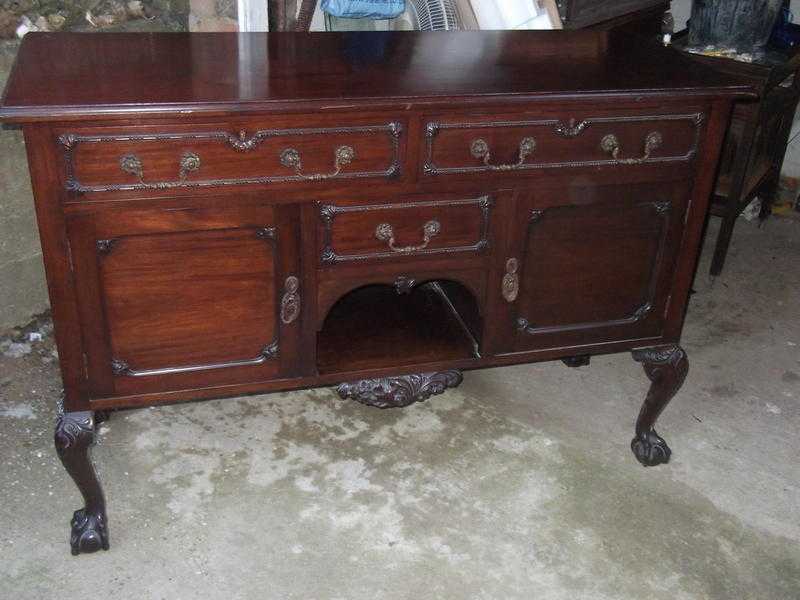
[409,0,462,31]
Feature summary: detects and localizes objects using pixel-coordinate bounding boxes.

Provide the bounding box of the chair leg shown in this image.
[710,212,738,277]
[759,171,780,223]
[295,0,319,31]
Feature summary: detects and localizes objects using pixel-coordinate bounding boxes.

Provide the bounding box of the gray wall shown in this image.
[0,9,193,334]
[0,40,49,333]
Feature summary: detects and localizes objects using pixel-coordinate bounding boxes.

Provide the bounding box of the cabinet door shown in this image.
[67,201,301,398]
[502,181,689,352]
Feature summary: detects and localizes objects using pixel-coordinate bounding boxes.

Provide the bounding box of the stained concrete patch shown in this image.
[782,370,799,383]
[0,402,36,419]
[552,447,800,600]
[705,384,739,398]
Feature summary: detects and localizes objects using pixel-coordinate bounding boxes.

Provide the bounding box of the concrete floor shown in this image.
[1,216,799,599]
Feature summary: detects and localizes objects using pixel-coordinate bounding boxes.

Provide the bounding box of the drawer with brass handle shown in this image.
[422,112,704,178]
[57,120,404,194]
[317,195,493,265]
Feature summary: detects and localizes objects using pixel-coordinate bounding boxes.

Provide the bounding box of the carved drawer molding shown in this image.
[58,122,403,193]
[318,196,492,265]
[424,113,704,176]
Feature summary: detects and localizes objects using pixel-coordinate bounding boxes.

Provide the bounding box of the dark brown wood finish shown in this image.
[66,202,301,396]
[422,109,703,178]
[1,31,751,123]
[507,181,689,352]
[317,194,492,265]
[57,119,404,193]
[23,125,88,413]
[1,30,750,555]
[631,345,689,466]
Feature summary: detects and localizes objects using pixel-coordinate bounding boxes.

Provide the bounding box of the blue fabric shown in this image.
[321,0,405,19]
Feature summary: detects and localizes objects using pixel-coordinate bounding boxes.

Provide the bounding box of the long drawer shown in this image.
[422,111,704,178]
[57,120,404,193]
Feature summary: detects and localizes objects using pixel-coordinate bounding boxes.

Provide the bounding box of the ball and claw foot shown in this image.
[630,345,687,468]
[55,410,110,555]
[70,507,109,555]
[631,430,672,467]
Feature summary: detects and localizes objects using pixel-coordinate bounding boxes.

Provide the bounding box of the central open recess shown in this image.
[317,280,482,374]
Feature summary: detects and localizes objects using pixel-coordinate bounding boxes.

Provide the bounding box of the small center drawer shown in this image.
[57,120,404,193]
[317,195,492,265]
[423,111,704,177]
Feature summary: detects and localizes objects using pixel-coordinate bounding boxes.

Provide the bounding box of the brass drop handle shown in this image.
[375,220,441,253]
[280,145,355,180]
[502,258,520,303]
[600,131,663,165]
[280,275,300,325]
[470,136,536,170]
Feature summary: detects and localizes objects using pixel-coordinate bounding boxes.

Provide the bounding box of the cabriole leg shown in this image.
[630,346,688,467]
[54,411,109,555]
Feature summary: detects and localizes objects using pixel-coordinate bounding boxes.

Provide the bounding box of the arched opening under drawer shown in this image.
[317,279,482,375]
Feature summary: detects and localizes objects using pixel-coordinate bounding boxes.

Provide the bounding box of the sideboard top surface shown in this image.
[0,30,753,123]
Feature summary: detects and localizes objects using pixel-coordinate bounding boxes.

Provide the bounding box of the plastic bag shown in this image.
[321,0,405,20]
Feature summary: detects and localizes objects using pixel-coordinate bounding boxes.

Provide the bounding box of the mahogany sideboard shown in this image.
[0,30,751,555]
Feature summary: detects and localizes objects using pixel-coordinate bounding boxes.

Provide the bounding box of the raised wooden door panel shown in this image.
[501,181,690,353]
[67,201,301,398]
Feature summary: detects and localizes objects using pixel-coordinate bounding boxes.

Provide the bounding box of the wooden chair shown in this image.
[673,35,800,275]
